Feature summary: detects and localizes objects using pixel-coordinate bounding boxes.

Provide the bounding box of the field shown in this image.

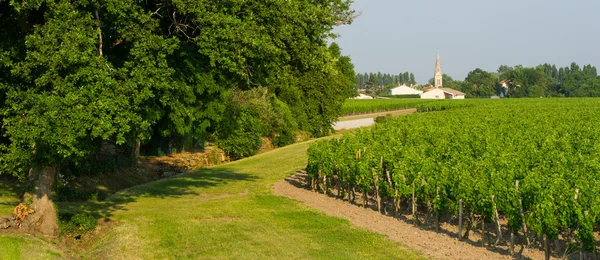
[4,98,600,259]
[309,98,600,257]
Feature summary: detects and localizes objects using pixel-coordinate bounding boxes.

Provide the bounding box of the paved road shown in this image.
[332,118,375,130]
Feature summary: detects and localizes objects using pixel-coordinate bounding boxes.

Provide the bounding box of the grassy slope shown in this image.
[0,235,63,260]
[0,176,22,216]
[60,140,422,259]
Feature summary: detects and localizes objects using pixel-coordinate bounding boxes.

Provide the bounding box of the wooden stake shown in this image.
[435,187,440,233]
[516,180,530,246]
[545,234,550,260]
[322,174,327,195]
[458,199,463,240]
[510,232,515,257]
[481,211,486,247]
[412,183,416,223]
[373,168,381,213]
[492,195,502,245]
[394,189,400,217]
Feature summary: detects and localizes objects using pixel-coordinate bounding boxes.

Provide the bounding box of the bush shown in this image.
[60,213,97,236]
[217,110,263,160]
[374,115,388,124]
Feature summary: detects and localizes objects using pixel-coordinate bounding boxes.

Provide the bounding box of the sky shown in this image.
[333,0,600,84]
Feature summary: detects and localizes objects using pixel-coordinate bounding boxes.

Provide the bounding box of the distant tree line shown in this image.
[429,62,600,98]
[355,72,416,96]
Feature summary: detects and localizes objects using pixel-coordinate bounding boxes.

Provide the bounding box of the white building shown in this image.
[352,93,374,99]
[388,84,423,95]
[421,88,465,99]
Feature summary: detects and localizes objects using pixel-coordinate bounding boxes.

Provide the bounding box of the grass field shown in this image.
[0,176,22,216]
[0,235,63,260]
[0,140,423,259]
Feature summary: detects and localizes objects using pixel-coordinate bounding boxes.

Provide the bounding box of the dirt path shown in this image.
[274,172,549,260]
[332,117,375,130]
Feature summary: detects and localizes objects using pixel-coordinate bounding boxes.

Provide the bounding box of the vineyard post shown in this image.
[554,240,561,259]
[492,195,502,245]
[481,210,486,247]
[373,168,381,213]
[318,169,322,192]
[394,189,400,217]
[544,234,550,260]
[575,189,583,260]
[458,199,463,240]
[322,173,327,195]
[335,163,341,198]
[435,186,439,233]
[347,183,351,201]
[336,175,341,199]
[386,170,392,215]
[516,180,530,246]
[510,231,515,257]
[412,183,416,224]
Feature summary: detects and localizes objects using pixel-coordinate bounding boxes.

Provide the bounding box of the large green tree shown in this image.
[464,68,497,97]
[0,0,356,236]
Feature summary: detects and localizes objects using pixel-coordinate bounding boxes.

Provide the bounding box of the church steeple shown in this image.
[434,51,443,88]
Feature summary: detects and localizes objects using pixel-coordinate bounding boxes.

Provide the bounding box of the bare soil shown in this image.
[273,171,552,260]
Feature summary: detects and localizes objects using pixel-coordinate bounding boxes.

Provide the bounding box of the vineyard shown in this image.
[342,99,435,115]
[308,98,600,259]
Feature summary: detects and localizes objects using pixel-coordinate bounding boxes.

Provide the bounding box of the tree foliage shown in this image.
[0,0,357,177]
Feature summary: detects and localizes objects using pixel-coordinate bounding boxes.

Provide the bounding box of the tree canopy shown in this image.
[0,0,357,177]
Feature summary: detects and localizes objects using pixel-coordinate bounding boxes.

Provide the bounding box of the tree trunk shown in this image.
[133,138,141,160]
[20,166,59,237]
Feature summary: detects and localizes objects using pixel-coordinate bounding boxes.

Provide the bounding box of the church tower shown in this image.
[434,51,443,88]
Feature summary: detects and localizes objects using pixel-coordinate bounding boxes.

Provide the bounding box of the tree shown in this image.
[0,0,357,236]
[504,67,546,97]
[464,69,497,97]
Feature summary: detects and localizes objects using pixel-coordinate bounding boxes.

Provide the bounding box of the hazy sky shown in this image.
[333,0,600,84]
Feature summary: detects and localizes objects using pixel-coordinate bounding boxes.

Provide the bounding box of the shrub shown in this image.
[217,110,263,160]
[60,213,97,236]
[374,115,388,124]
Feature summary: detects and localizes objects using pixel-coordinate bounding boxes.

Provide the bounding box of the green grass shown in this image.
[0,235,63,260]
[0,176,23,216]
[59,140,422,259]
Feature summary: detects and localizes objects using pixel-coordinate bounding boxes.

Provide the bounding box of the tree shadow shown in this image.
[0,175,26,209]
[57,167,258,220]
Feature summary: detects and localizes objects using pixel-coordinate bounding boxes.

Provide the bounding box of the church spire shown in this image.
[434,51,443,88]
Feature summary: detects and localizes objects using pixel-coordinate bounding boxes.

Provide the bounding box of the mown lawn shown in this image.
[0,176,22,216]
[0,235,63,259]
[1,139,424,259]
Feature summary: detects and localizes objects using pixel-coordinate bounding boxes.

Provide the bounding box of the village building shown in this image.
[388,84,423,95]
[352,93,374,99]
[421,51,465,99]
[421,87,465,99]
